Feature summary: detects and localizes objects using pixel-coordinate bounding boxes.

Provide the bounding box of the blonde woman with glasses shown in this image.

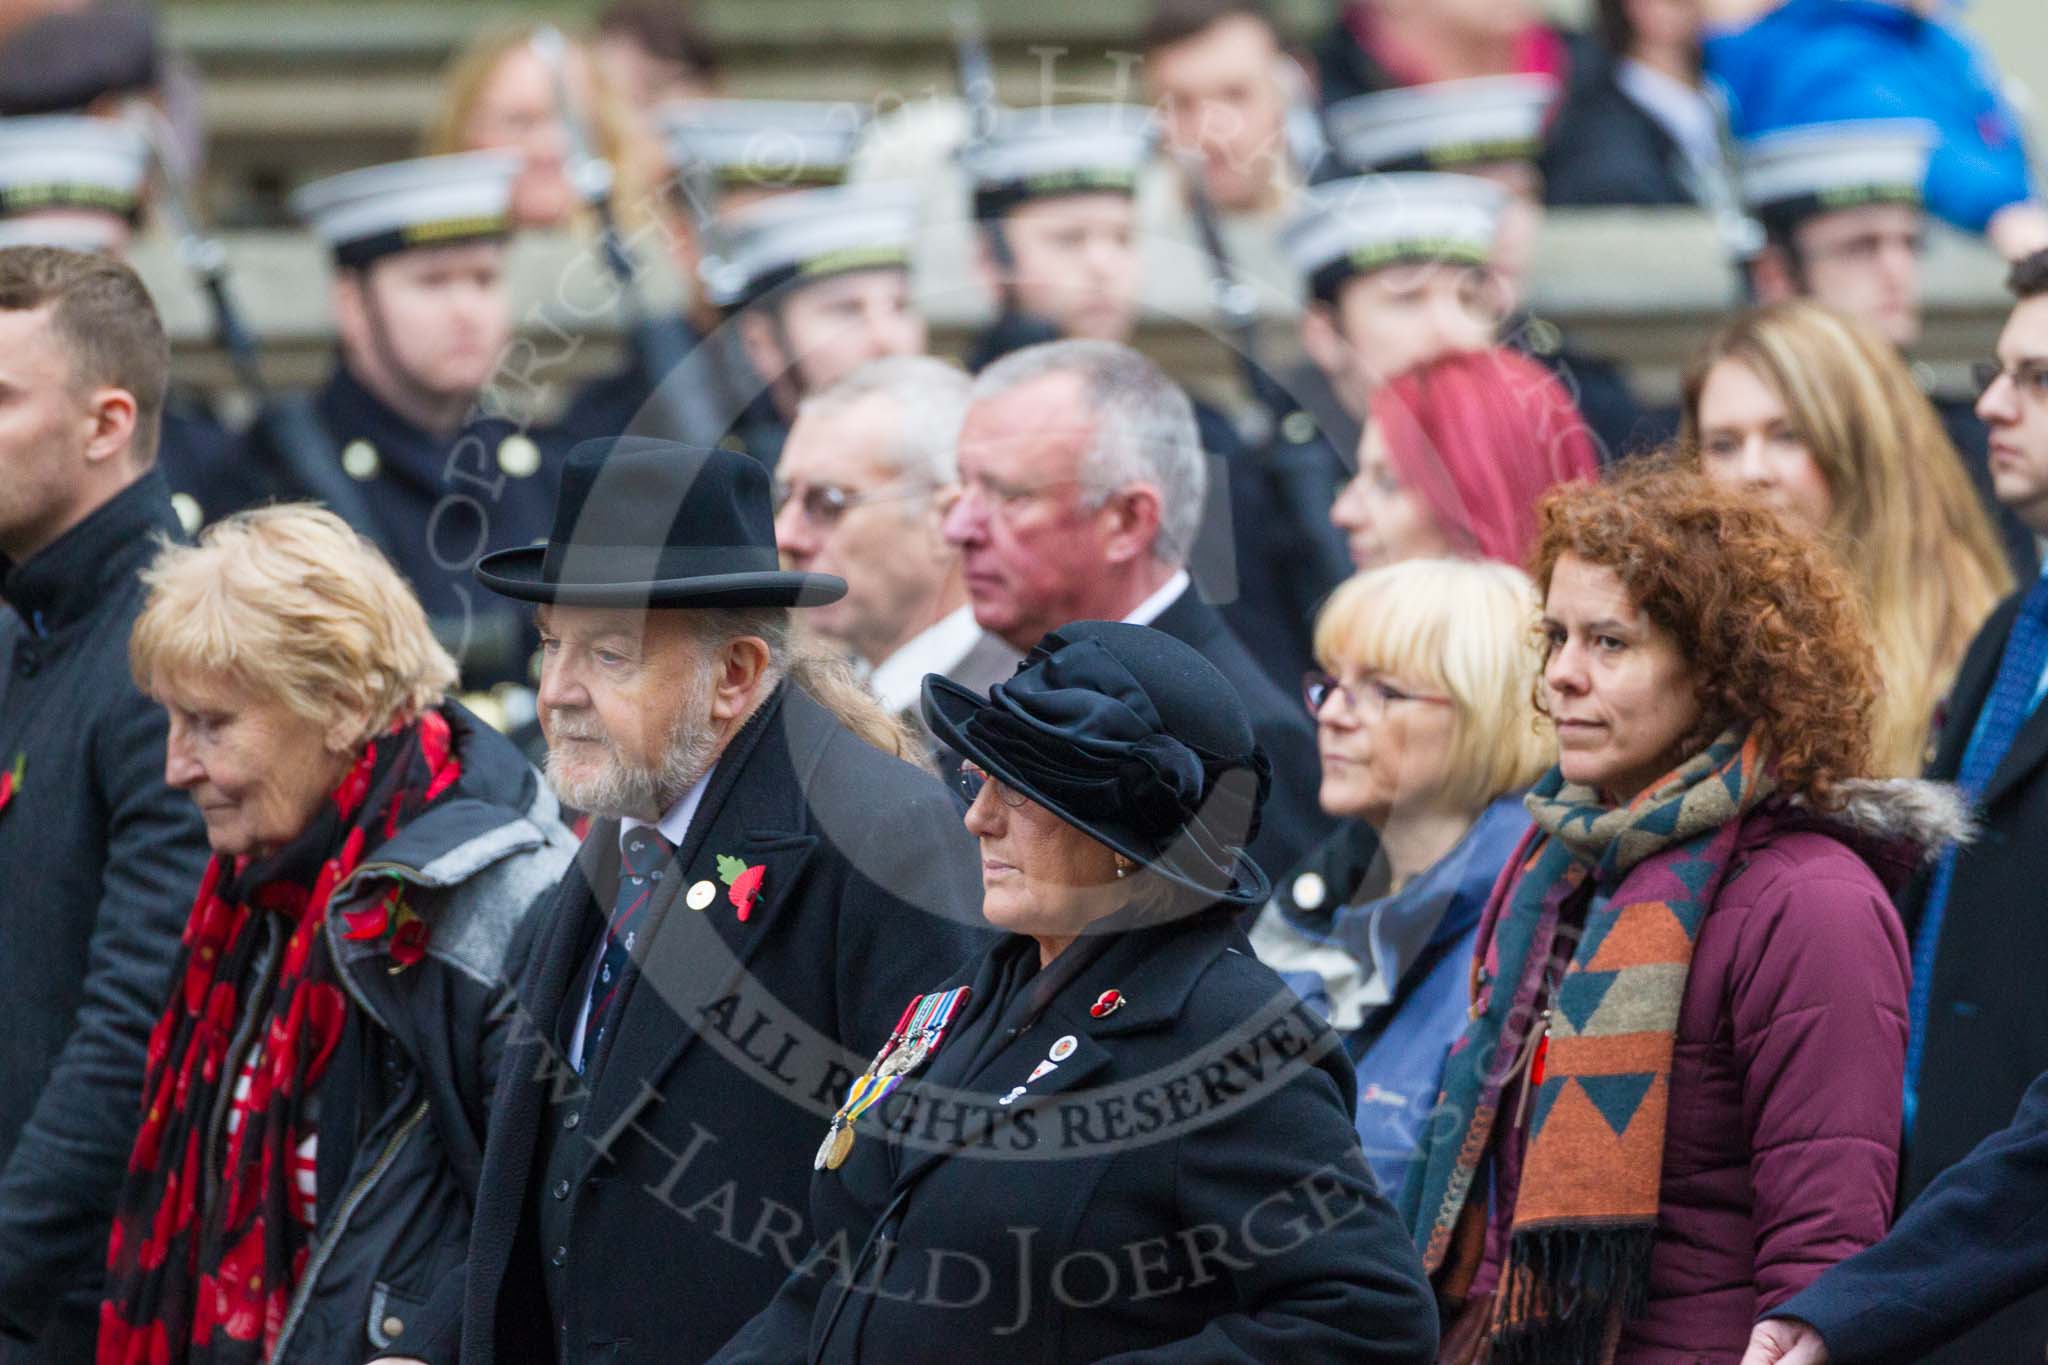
[1251,558,1553,1197]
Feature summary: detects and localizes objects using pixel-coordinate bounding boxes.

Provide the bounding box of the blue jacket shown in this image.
[1705,0,2037,233]
[1251,797,1529,1196]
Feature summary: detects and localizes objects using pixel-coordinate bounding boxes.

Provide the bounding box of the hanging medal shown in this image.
[813,987,973,1172]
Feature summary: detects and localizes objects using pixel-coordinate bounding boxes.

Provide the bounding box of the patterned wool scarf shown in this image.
[1400,729,1774,1365]
[100,710,461,1365]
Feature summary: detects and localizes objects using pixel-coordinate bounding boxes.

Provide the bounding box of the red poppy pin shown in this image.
[341,891,431,973]
[0,752,23,819]
[1089,989,1125,1018]
[716,854,766,922]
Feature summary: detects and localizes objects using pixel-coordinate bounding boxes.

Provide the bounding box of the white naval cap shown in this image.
[701,180,919,309]
[959,103,1156,218]
[0,115,148,223]
[0,214,128,252]
[1324,74,1559,175]
[663,99,868,195]
[1281,172,1507,299]
[1737,119,1933,229]
[290,151,520,268]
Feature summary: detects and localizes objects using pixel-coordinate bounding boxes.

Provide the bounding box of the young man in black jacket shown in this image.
[0,245,210,1361]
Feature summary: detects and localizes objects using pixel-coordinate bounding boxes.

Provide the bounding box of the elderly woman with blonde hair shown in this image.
[1252,558,1552,1196]
[98,505,576,1365]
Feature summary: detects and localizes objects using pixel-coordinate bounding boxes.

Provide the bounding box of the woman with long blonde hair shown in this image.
[1681,299,2012,775]
[423,21,663,231]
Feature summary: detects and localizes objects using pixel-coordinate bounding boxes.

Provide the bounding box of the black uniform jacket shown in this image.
[394,684,989,1365]
[239,365,565,688]
[1891,587,2048,1362]
[715,906,1440,1363]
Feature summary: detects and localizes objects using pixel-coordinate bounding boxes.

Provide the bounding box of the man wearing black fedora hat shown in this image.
[381,437,987,1365]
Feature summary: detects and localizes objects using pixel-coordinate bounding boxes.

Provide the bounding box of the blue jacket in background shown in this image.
[1250,797,1530,1197]
[1705,0,2037,234]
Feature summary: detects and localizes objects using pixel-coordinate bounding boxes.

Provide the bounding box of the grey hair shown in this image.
[794,355,972,488]
[970,340,1208,566]
[689,606,925,763]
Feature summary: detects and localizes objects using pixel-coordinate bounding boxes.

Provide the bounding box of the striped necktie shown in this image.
[579,825,674,1074]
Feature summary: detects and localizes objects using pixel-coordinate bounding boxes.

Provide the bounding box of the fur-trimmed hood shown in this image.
[1757,777,1975,893]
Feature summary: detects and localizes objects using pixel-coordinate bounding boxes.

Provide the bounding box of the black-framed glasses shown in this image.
[1303,669,1453,718]
[771,479,931,527]
[956,759,1027,808]
[1973,358,2048,401]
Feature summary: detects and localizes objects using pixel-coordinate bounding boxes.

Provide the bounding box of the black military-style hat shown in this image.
[291,152,519,269]
[475,436,847,609]
[922,621,1273,908]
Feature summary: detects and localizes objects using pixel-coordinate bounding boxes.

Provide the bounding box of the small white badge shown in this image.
[497,434,542,478]
[1048,1034,1078,1063]
[1027,1059,1058,1082]
[997,1085,1026,1106]
[1292,871,1326,911]
[341,439,381,481]
[685,879,716,911]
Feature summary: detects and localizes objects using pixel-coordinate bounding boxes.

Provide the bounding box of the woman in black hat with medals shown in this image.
[715,621,1439,1363]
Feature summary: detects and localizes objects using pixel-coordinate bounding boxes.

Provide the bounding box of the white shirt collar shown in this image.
[868,604,988,715]
[619,762,717,855]
[1616,58,1721,173]
[1121,568,1192,628]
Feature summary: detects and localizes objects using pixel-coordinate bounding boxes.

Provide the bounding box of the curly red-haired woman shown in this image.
[1398,464,1965,1364]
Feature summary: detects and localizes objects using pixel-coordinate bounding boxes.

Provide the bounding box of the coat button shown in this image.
[551,1245,568,1267]
[381,1315,405,1339]
[13,649,37,677]
[563,1111,581,1130]
[553,1178,570,1199]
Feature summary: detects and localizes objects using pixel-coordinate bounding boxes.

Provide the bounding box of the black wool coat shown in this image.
[1771,1064,2048,1363]
[1150,585,1335,890]
[0,472,212,1359]
[714,908,1441,1364]
[1894,587,2048,1362]
[394,684,989,1365]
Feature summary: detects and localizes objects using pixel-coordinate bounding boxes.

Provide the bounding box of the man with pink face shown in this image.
[942,337,1331,885]
[235,153,563,698]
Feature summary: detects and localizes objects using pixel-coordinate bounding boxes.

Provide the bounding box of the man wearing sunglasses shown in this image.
[1827,246,2048,1363]
[772,357,1019,751]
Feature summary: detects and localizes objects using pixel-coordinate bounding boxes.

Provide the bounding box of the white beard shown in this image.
[543,660,721,822]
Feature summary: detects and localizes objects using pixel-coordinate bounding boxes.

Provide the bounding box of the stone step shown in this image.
[133,204,2006,411]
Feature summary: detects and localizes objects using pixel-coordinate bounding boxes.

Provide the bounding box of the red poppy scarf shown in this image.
[99,709,461,1365]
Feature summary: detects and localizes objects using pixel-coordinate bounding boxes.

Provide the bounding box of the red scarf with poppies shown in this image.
[99,709,461,1365]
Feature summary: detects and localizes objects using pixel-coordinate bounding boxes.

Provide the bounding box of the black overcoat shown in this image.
[1896,587,2048,1361]
[0,472,211,1360]
[1772,1064,2048,1363]
[397,684,988,1364]
[715,908,1440,1363]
